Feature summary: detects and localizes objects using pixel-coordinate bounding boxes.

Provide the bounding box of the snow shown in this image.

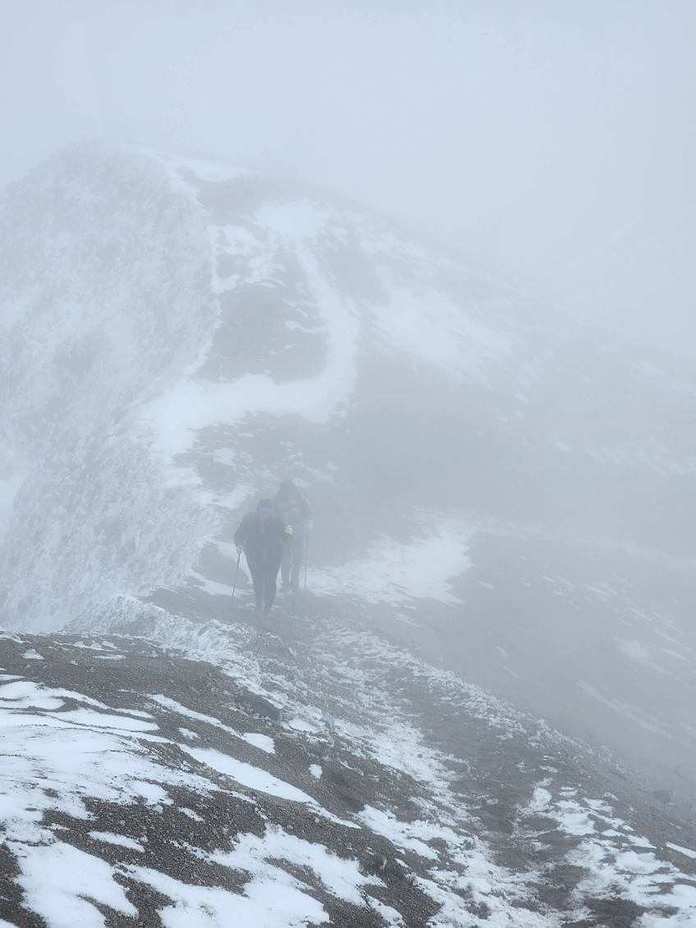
[128,865,328,928]
[181,746,356,828]
[0,146,217,631]
[309,764,323,779]
[152,698,275,756]
[668,843,696,861]
[21,649,44,661]
[72,640,116,651]
[526,782,696,924]
[369,282,513,383]
[124,825,393,928]
[358,807,441,860]
[367,719,453,787]
[142,247,359,462]
[0,709,203,817]
[181,807,204,822]
[367,898,404,926]
[55,708,158,732]
[0,680,64,711]
[287,717,321,734]
[413,853,550,928]
[54,688,152,718]
[242,732,275,754]
[13,840,137,928]
[314,522,473,606]
[553,801,597,836]
[571,839,696,916]
[0,672,213,866]
[182,747,315,804]
[89,831,145,852]
[218,826,381,905]
[150,694,241,739]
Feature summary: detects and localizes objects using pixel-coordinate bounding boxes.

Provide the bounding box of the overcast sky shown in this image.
[2,1,694,350]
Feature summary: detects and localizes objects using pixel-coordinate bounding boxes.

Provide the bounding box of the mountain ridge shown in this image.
[2,607,695,926]
[1,141,695,849]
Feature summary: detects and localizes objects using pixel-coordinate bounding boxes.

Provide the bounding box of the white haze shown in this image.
[4,8,696,919]
[1,0,694,350]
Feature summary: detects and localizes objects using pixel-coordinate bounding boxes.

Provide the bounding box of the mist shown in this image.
[3,0,695,348]
[2,4,696,924]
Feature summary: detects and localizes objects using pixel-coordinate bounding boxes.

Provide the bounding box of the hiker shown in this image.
[234,499,291,614]
[273,480,312,592]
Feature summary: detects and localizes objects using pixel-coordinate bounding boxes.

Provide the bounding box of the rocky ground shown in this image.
[1,592,695,927]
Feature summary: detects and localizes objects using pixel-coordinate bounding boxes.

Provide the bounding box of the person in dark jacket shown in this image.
[234,499,291,614]
[273,480,311,592]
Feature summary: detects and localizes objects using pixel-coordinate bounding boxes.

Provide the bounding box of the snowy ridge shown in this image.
[0,630,427,926]
[0,626,533,927]
[123,604,696,926]
[2,611,694,925]
[143,247,360,464]
[1,143,696,926]
[0,143,522,632]
[0,145,218,631]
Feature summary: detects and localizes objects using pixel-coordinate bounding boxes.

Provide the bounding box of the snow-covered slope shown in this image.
[1,615,695,927]
[1,143,695,812]
[0,145,502,626]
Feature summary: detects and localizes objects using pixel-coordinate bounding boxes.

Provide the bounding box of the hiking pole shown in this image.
[231,547,242,599]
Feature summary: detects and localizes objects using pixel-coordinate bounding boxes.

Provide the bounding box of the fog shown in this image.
[3,0,695,349]
[3,0,696,774]
[3,6,696,916]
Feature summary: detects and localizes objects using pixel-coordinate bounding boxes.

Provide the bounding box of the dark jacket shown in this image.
[234,512,288,567]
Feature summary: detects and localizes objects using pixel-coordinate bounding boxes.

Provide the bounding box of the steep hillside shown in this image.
[1,616,695,927]
[1,143,695,809]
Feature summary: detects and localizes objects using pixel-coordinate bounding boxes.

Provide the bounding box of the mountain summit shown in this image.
[0,145,695,925]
